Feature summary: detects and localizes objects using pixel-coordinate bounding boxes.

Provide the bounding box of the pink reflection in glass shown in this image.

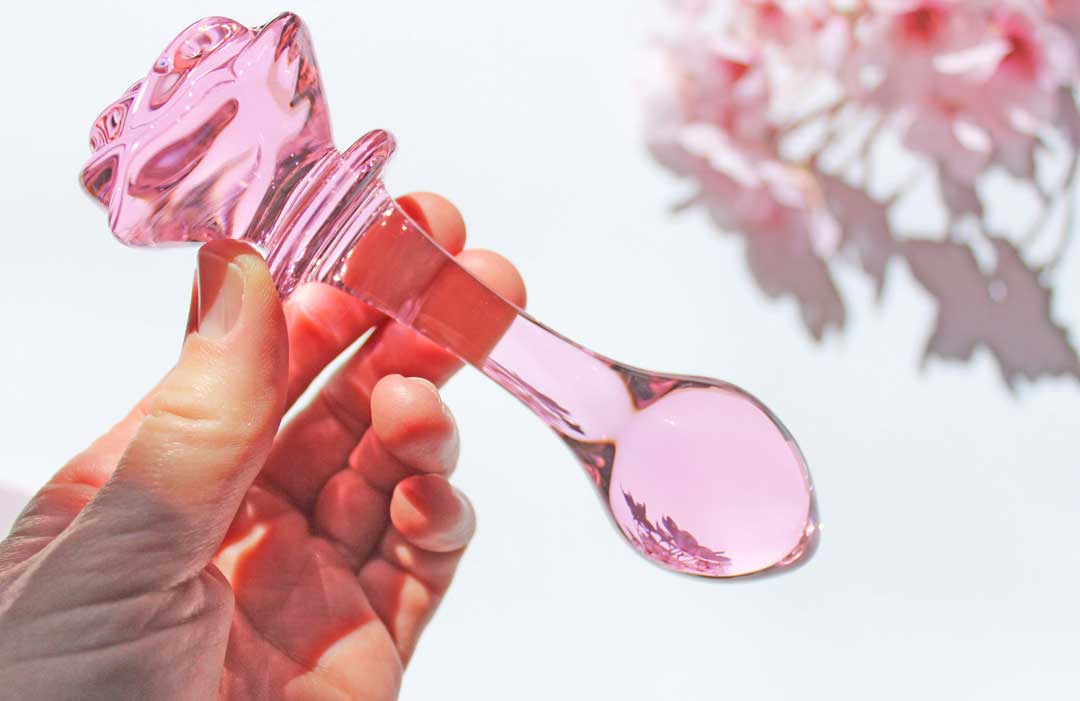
[79,13,819,578]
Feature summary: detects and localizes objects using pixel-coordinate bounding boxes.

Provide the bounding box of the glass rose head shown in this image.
[80,13,334,248]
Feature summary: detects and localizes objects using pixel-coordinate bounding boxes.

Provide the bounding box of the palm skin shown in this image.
[0,194,525,700]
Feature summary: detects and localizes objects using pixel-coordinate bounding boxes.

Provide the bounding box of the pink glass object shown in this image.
[80,13,819,578]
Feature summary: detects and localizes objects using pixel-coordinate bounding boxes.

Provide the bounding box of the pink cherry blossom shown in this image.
[645,0,1080,385]
[853,1,986,105]
[734,0,851,68]
[1045,0,1080,36]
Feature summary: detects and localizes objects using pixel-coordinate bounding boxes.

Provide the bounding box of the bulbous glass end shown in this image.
[606,376,819,578]
[563,363,820,579]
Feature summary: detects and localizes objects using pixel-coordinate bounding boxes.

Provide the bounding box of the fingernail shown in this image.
[411,376,439,396]
[410,376,453,420]
[456,487,475,520]
[454,487,478,540]
[196,248,244,339]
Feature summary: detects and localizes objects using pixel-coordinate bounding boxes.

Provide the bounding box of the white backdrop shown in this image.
[1,2,1078,699]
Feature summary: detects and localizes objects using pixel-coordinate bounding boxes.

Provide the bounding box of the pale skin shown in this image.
[0,194,526,700]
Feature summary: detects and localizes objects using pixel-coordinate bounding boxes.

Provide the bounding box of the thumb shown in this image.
[60,240,289,591]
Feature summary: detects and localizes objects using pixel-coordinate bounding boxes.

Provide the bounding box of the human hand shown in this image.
[0,193,525,700]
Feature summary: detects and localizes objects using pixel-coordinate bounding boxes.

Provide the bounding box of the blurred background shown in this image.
[0,1,1077,698]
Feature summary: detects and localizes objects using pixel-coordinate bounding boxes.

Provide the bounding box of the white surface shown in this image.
[1,2,1078,699]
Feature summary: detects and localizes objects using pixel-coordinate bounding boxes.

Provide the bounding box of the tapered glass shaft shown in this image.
[315,182,819,578]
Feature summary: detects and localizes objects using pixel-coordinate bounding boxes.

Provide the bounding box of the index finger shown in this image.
[281,193,468,408]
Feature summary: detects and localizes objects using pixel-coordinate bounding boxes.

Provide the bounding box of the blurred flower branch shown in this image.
[645,0,1080,387]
